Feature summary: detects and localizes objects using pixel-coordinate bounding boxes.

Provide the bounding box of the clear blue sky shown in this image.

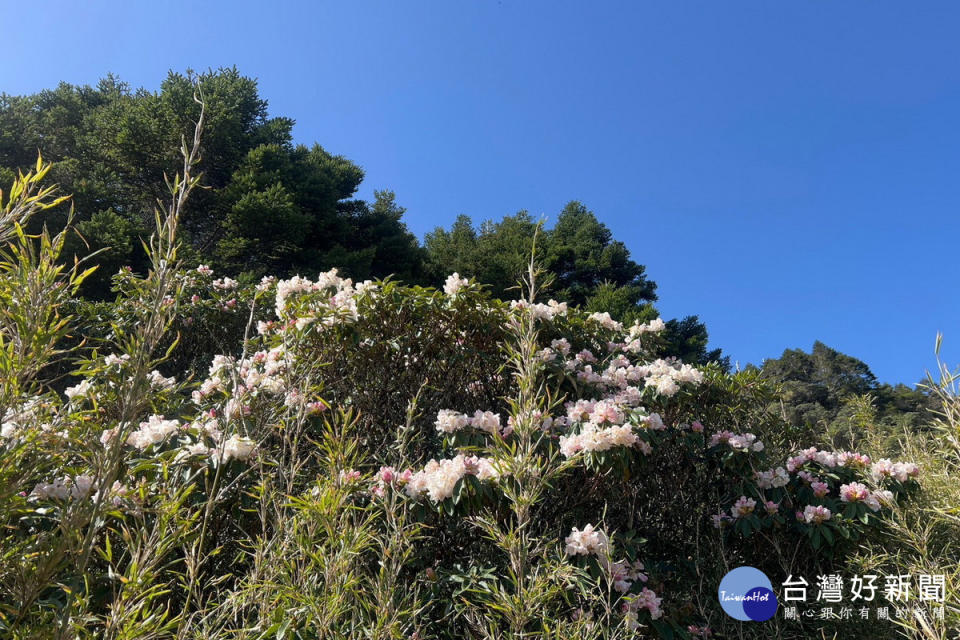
[5,1,959,384]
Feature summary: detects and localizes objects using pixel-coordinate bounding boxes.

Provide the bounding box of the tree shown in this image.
[424,201,726,367]
[760,341,933,432]
[0,68,424,297]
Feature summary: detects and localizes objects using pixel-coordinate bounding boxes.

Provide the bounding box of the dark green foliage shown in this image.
[759,341,934,438]
[424,201,727,367]
[0,69,422,296]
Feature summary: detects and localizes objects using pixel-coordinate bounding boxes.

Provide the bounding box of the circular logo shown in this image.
[718,566,778,621]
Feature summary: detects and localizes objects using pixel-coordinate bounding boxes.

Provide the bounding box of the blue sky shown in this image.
[4,1,959,384]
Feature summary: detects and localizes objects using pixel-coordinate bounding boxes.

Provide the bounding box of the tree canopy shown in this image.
[0,68,423,297]
[758,341,933,436]
[424,202,727,367]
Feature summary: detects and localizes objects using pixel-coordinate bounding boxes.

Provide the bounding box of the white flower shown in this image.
[587,312,623,332]
[564,524,609,556]
[147,370,176,389]
[435,409,469,433]
[212,277,238,290]
[221,435,257,462]
[104,353,131,367]
[126,415,180,449]
[65,379,94,400]
[256,275,276,291]
[443,273,469,296]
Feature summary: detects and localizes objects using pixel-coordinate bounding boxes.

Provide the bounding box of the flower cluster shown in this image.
[434,409,504,436]
[623,587,664,622]
[754,467,790,489]
[709,430,764,453]
[559,422,642,458]
[273,268,374,325]
[870,458,920,483]
[404,455,500,502]
[803,505,832,525]
[118,415,181,450]
[31,475,94,501]
[588,311,623,332]
[443,272,470,296]
[510,298,568,322]
[839,481,892,512]
[564,524,610,556]
[730,496,757,518]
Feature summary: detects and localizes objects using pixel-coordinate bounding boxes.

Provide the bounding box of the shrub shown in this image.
[0,141,938,639]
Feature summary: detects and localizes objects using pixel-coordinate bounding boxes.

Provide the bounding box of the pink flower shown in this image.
[690,421,704,433]
[811,481,829,498]
[306,401,329,415]
[803,505,832,525]
[338,469,362,484]
[379,466,397,483]
[730,496,756,519]
[840,482,870,503]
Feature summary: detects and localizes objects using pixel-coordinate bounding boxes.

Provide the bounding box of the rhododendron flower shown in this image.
[443,272,469,296]
[31,477,72,501]
[840,482,870,503]
[64,379,94,400]
[306,401,328,415]
[628,318,666,337]
[469,410,501,435]
[865,489,893,512]
[338,469,362,484]
[147,370,176,389]
[220,435,257,462]
[754,467,790,489]
[764,500,779,515]
[70,475,95,499]
[837,451,871,468]
[104,353,130,367]
[624,587,663,620]
[196,264,213,276]
[644,412,666,430]
[405,455,500,502]
[550,337,571,355]
[127,415,180,449]
[212,277,238,290]
[32,475,94,501]
[610,559,648,593]
[435,410,469,434]
[379,466,397,483]
[588,400,624,425]
[803,505,832,525]
[588,311,623,332]
[811,481,829,498]
[730,496,756,519]
[223,399,250,420]
[559,423,638,457]
[564,524,609,556]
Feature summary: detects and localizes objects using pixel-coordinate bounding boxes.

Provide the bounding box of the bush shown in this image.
[0,154,943,639]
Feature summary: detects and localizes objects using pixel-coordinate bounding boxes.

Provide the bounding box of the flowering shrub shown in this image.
[0,152,930,639]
